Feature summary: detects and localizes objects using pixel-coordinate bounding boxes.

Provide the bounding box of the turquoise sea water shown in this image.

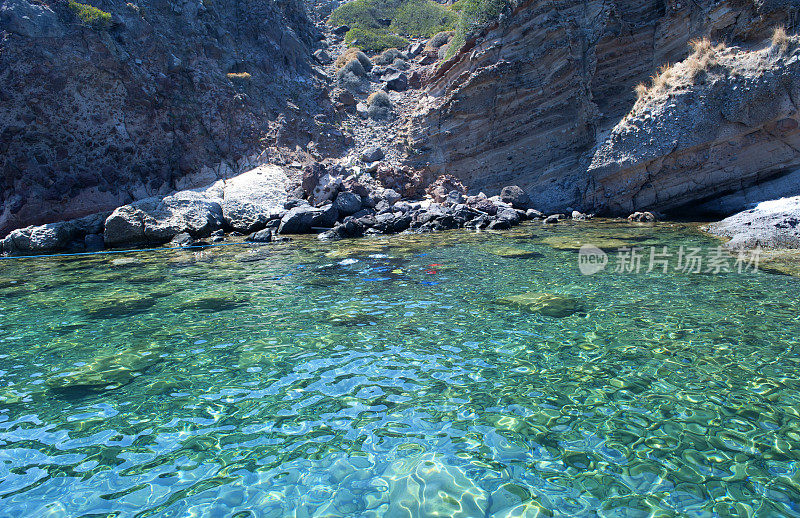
[1,220,799,517]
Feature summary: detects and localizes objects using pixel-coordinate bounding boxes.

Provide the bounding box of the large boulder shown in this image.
[1,212,107,254]
[278,206,320,234]
[705,196,800,249]
[104,186,224,247]
[500,185,531,209]
[221,165,290,232]
[334,192,363,216]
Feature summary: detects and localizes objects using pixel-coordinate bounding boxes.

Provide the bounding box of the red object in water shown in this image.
[425,269,437,275]
[429,264,442,267]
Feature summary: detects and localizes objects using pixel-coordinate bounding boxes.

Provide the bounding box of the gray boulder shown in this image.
[278,206,319,234]
[311,203,339,228]
[361,146,385,163]
[1,212,107,255]
[104,191,224,246]
[246,229,273,243]
[381,188,402,205]
[222,165,290,232]
[385,72,408,92]
[705,196,800,249]
[500,185,531,209]
[334,192,363,216]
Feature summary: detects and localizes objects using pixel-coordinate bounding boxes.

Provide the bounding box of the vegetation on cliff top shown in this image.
[329,0,456,53]
[444,0,509,60]
[68,0,112,29]
[634,28,796,105]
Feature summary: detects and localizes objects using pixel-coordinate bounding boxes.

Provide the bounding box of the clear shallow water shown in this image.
[0,221,799,517]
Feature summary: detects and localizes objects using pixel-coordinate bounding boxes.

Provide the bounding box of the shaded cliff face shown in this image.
[0,0,343,235]
[406,0,795,212]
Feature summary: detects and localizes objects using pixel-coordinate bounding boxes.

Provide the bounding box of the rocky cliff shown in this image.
[586,35,800,215]
[0,0,345,235]
[406,0,798,213]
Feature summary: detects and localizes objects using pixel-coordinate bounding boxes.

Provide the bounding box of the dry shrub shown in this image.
[367,90,391,107]
[772,26,789,53]
[634,37,724,101]
[335,48,373,71]
[226,72,252,81]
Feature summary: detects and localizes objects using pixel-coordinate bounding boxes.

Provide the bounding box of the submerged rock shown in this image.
[84,291,159,318]
[47,344,164,394]
[490,246,542,259]
[540,236,628,251]
[178,292,248,312]
[497,292,583,317]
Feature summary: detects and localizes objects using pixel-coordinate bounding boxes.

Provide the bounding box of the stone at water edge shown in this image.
[221,165,290,233]
[705,196,800,250]
[311,203,339,228]
[246,229,273,243]
[543,214,564,224]
[497,292,583,318]
[170,232,193,246]
[334,192,363,216]
[278,206,319,234]
[628,211,657,222]
[500,185,531,209]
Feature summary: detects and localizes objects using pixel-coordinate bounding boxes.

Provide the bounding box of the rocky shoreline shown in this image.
[0,160,580,255]
[4,151,799,259]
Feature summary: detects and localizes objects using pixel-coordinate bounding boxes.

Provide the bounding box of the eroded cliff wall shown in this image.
[406,0,796,213]
[0,0,343,234]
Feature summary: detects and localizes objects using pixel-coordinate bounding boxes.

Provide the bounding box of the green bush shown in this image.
[444,0,508,60]
[390,0,456,37]
[68,0,112,29]
[330,0,454,53]
[344,27,409,54]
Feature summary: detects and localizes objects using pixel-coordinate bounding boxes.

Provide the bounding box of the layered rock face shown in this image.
[406,0,796,213]
[0,0,343,235]
[587,38,800,215]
